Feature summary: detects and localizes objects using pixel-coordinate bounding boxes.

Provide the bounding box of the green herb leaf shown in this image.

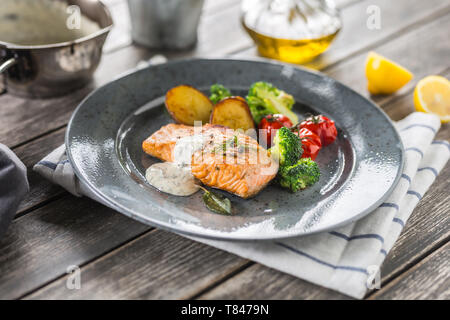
[202,189,233,215]
[233,135,238,146]
[212,135,240,154]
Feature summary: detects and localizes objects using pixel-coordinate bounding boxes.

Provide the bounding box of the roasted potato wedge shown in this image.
[210,97,255,131]
[165,85,213,125]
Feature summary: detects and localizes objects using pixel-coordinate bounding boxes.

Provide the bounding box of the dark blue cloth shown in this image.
[0,144,28,239]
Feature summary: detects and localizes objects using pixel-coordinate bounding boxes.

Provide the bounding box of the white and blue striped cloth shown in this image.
[34,112,449,299]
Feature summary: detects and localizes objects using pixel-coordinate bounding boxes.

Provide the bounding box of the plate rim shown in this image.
[65,57,405,241]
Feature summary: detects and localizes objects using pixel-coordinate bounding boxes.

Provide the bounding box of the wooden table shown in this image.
[1,0,449,300]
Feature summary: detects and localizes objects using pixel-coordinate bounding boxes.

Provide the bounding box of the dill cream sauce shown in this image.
[145,135,204,196]
[145,163,199,196]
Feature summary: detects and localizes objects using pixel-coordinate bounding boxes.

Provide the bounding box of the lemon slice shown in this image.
[365,52,413,95]
[414,75,450,123]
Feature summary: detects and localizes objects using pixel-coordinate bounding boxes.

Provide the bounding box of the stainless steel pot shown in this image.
[0,0,113,98]
[127,0,204,50]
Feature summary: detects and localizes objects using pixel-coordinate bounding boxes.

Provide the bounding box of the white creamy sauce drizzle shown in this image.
[145,135,205,196]
[145,163,199,196]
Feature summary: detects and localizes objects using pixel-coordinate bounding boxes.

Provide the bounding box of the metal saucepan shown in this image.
[127,0,204,50]
[0,0,113,98]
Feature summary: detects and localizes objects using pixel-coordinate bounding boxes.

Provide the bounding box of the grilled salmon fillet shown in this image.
[142,123,278,198]
[142,123,194,162]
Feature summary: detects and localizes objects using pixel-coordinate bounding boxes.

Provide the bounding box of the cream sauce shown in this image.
[145,134,205,196]
[145,162,199,196]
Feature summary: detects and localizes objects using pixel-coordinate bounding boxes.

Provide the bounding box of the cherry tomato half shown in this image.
[293,128,322,160]
[300,115,337,146]
[258,114,293,147]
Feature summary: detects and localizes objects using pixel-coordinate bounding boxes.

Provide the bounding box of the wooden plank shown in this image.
[324,12,450,106]
[0,87,90,149]
[379,133,450,284]
[312,0,450,70]
[13,128,68,215]
[199,263,350,300]
[371,242,450,299]
[0,195,150,299]
[25,230,248,299]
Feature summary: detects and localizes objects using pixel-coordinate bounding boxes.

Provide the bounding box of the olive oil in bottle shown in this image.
[241,0,342,64]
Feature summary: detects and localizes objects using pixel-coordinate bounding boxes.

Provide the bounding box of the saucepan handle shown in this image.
[0,58,17,74]
[0,58,17,95]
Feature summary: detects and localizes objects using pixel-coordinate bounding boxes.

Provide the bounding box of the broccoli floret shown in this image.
[246,95,277,124]
[278,158,320,192]
[268,127,319,193]
[209,84,231,104]
[269,127,303,167]
[246,81,298,124]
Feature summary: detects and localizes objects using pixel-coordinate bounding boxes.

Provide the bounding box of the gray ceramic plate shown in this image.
[66,58,404,240]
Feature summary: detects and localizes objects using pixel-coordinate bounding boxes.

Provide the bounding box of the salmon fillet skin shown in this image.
[142,123,279,198]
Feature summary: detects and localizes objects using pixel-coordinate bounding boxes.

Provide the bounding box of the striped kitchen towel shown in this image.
[34,112,449,299]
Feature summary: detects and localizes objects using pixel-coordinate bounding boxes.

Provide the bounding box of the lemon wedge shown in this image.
[365,52,413,95]
[414,75,450,123]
